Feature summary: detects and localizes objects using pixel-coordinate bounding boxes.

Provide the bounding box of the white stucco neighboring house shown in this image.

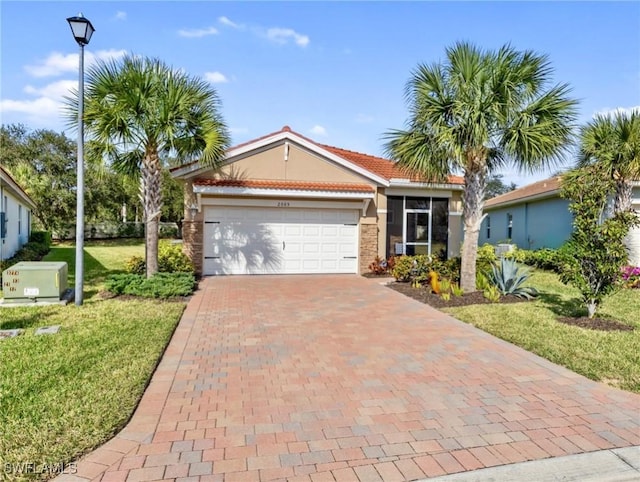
[1,166,36,261]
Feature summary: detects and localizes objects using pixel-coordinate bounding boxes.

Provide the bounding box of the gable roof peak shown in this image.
[281,125,292,132]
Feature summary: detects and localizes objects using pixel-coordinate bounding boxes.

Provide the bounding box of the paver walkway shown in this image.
[60,275,640,482]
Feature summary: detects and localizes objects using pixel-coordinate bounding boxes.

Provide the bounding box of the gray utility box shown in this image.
[2,262,68,303]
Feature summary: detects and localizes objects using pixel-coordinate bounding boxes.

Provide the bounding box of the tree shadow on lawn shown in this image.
[537,291,634,332]
[0,310,57,330]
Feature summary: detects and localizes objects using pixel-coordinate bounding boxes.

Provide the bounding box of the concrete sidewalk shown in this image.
[425,445,640,481]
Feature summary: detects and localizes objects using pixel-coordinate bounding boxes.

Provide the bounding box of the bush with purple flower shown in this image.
[621,266,640,288]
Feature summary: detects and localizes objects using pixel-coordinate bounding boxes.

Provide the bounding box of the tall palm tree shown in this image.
[384,42,577,292]
[67,56,230,277]
[578,111,640,214]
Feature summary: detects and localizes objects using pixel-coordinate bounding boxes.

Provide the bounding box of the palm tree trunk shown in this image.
[460,167,486,292]
[142,150,163,278]
[614,179,633,214]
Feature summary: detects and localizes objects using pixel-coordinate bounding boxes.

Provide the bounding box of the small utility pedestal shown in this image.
[1,261,71,305]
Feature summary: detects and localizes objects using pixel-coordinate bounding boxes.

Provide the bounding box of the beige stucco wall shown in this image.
[200,142,370,184]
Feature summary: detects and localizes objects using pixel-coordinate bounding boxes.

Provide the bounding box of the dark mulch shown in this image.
[557,316,634,332]
[387,281,530,309]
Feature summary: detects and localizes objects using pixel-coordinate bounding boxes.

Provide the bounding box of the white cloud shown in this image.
[23,80,77,99]
[204,71,228,84]
[355,113,375,124]
[266,28,309,47]
[309,125,327,137]
[25,49,127,78]
[593,105,640,118]
[115,11,127,21]
[218,16,242,29]
[177,26,219,38]
[1,79,78,127]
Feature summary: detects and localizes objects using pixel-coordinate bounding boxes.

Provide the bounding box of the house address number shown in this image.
[276,201,290,207]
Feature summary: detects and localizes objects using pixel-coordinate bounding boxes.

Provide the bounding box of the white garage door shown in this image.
[203,206,359,275]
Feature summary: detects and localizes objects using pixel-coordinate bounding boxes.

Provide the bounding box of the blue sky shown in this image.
[1,1,639,186]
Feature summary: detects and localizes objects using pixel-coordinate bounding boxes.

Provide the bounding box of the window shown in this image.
[486,216,491,239]
[507,213,513,240]
[18,205,22,235]
[385,195,449,258]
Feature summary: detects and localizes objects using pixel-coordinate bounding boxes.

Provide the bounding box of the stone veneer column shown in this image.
[182,220,203,276]
[359,223,378,274]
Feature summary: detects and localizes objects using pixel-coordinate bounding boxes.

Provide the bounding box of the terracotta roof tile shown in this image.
[172,125,464,186]
[193,178,375,193]
[485,176,562,208]
[320,144,464,185]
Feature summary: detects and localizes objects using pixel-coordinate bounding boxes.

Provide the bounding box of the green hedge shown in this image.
[104,272,196,298]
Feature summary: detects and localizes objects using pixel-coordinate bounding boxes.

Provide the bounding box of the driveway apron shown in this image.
[61,275,640,482]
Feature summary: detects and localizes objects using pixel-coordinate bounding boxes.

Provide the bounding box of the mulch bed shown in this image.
[387,281,529,309]
[385,280,635,332]
[557,316,634,332]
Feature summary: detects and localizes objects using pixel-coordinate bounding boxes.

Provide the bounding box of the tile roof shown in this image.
[485,176,562,208]
[319,144,464,185]
[172,126,464,186]
[193,178,375,193]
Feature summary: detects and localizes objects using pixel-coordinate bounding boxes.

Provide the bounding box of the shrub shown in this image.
[477,244,497,273]
[124,256,145,275]
[104,272,196,298]
[124,242,194,275]
[391,255,432,282]
[0,241,51,280]
[159,225,179,239]
[29,230,51,247]
[486,258,538,299]
[368,256,396,275]
[559,166,640,318]
[483,285,501,303]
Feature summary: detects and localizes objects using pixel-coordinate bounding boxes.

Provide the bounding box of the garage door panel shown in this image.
[203,206,359,275]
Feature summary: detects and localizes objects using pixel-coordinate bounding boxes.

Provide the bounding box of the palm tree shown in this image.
[384,42,577,292]
[578,111,640,214]
[67,56,230,277]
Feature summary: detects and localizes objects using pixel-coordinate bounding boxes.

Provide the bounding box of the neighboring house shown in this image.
[171,126,464,275]
[479,176,640,266]
[0,166,35,261]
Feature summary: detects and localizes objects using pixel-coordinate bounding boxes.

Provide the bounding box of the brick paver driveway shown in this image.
[66,275,640,482]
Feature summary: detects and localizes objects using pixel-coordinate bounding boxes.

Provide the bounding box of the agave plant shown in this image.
[486,258,538,299]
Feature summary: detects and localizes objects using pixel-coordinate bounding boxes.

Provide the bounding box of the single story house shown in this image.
[479,176,640,266]
[1,166,35,261]
[171,126,464,275]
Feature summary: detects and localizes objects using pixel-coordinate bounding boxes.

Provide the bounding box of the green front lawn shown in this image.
[0,241,185,478]
[445,270,640,393]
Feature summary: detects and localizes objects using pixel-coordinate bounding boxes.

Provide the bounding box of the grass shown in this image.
[0,240,186,479]
[444,270,640,393]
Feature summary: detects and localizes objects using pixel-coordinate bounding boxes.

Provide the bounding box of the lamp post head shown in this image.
[67,13,95,46]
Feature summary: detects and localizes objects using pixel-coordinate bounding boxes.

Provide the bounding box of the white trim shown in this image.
[385,187,453,198]
[193,185,374,199]
[201,197,364,211]
[485,190,560,210]
[389,179,464,191]
[449,212,463,216]
[172,131,390,186]
[378,209,388,213]
[362,198,372,215]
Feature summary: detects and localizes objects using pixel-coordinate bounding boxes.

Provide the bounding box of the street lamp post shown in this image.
[67,13,94,306]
